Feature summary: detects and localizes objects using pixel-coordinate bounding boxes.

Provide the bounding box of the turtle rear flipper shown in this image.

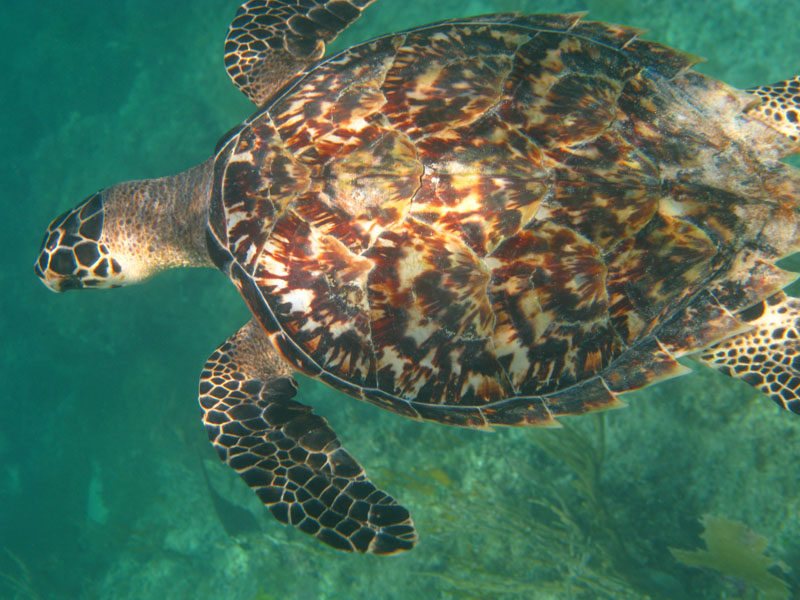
[747,76,800,154]
[698,293,800,414]
[225,0,376,105]
[199,320,417,554]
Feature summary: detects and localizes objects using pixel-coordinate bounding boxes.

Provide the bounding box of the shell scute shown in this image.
[365,218,510,405]
[567,20,645,50]
[479,395,556,427]
[253,209,376,388]
[711,252,799,314]
[270,34,403,160]
[324,124,422,233]
[602,337,689,394]
[381,26,526,140]
[624,38,703,78]
[543,377,623,418]
[221,116,311,272]
[606,213,719,343]
[656,290,748,356]
[410,114,549,256]
[486,221,621,396]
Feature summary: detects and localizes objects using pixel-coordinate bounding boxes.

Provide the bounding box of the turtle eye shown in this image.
[35,192,109,292]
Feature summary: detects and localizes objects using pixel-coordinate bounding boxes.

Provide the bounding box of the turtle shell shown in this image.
[206,14,798,427]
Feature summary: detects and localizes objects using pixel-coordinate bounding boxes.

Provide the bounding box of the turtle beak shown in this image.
[37,270,84,293]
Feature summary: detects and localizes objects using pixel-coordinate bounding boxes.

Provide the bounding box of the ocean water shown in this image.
[4,1,800,598]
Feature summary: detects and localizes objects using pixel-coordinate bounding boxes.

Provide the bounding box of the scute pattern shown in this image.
[366,218,508,405]
[208,13,800,424]
[605,213,719,343]
[380,26,527,140]
[251,209,376,387]
[410,115,549,256]
[699,293,800,414]
[222,117,312,272]
[748,76,800,144]
[35,193,123,290]
[224,0,378,105]
[486,220,620,395]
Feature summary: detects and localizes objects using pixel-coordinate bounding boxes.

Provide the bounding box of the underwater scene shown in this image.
[4,0,800,598]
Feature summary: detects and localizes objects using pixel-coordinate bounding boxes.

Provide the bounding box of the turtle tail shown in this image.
[747,76,800,154]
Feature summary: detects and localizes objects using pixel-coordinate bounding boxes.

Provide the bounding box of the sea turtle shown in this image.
[35,0,800,555]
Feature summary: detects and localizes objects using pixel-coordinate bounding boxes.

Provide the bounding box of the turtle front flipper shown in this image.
[199,320,416,554]
[225,0,376,105]
[698,293,800,414]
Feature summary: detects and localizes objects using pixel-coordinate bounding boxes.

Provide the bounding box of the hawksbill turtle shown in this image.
[35,0,800,554]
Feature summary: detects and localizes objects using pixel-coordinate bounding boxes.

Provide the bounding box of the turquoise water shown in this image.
[4,1,800,598]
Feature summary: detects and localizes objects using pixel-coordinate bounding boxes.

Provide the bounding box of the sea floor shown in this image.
[3,1,800,599]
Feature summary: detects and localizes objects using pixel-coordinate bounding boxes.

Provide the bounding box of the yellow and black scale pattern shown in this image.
[207,13,800,427]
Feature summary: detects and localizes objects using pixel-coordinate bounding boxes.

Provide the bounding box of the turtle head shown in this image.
[35,191,127,292]
[36,163,215,293]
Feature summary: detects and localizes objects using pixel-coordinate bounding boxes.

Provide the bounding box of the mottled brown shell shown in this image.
[206,14,799,427]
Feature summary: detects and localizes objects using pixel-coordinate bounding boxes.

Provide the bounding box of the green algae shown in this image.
[670,514,792,599]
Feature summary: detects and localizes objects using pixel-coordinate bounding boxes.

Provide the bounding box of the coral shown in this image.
[669,514,791,599]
